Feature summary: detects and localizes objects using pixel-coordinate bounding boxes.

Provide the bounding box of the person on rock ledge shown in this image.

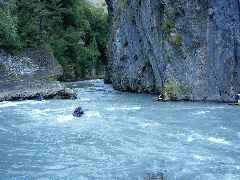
[153,91,171,102]
[154,94,164,102]
[237,94,240,105]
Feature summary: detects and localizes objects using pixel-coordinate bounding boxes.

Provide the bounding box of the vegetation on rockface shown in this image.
[160,3,184,49]
[161,19,175,35]
[0,0,108,81]
[161,18,183,48]
[163,79,191,100]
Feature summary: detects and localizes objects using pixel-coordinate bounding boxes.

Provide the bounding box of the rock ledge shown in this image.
[0,49,77,102]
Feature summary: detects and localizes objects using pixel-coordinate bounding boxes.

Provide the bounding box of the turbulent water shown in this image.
[0,80,240,180]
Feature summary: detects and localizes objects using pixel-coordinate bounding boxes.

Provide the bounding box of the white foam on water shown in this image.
[86,111,101,118]
[106,106,142,111]
[31,109,49,116]
[0,101,18,108]
[0,126,8,132]
[106,107,116,111]
[186,132,204,142]
[193,155,209,161]
[192,110,210,115]
[207,137,230,145]
[187,136,195,142]
[79,98,91,102]
[36,108,61,113]
[0,100,46,109]
[186,132,231,146]
[56,115,74,123]
[219,126,228,130]
[42,108,53,113]
[14,100,47,106]
[26,100,46,104]
[122,107,142,110]
[30,107,75,117]
[138,122,151,128]
[208,106,225,110]
[138,122,160,128]
[45,164,65,170]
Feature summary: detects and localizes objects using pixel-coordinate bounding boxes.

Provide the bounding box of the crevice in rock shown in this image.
[237,0,240,21]
[134,0,167,90]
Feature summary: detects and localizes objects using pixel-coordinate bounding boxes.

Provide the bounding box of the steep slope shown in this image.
[105,0,240,102]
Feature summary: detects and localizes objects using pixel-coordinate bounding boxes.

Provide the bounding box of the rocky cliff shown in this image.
[0,49,76,101]
[105,0,240,102]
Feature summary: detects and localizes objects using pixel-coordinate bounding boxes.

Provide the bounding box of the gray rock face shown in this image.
[0,49,76,101]
[105,0,240,102]
[0,49,63,82]
[0,80,76,101]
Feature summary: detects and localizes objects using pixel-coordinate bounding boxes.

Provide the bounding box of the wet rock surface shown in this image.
[105,0,240,102]
[0,49,76,101]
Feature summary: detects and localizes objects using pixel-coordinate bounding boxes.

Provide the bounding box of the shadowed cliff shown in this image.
[105,0,240,102]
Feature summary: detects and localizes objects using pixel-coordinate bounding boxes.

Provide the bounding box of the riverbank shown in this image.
[0,80,76,102]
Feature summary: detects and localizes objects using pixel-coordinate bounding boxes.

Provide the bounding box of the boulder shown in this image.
[0,49,77,102]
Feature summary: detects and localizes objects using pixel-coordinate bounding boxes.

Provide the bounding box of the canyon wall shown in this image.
[105,0,240,102]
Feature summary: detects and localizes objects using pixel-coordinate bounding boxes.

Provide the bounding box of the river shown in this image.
[0,80,240,180]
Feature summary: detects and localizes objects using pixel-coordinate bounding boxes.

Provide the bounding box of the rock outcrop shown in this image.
[105,0,240,102]
[0,49,76,101]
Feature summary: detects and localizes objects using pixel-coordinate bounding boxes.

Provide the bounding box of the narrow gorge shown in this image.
[1,1,240,179]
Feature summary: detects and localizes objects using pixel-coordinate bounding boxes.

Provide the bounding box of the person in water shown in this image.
[73,107,84,117]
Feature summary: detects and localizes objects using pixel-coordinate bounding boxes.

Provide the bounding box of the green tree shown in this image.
[0,0,20,50]
[0,0,108,80]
